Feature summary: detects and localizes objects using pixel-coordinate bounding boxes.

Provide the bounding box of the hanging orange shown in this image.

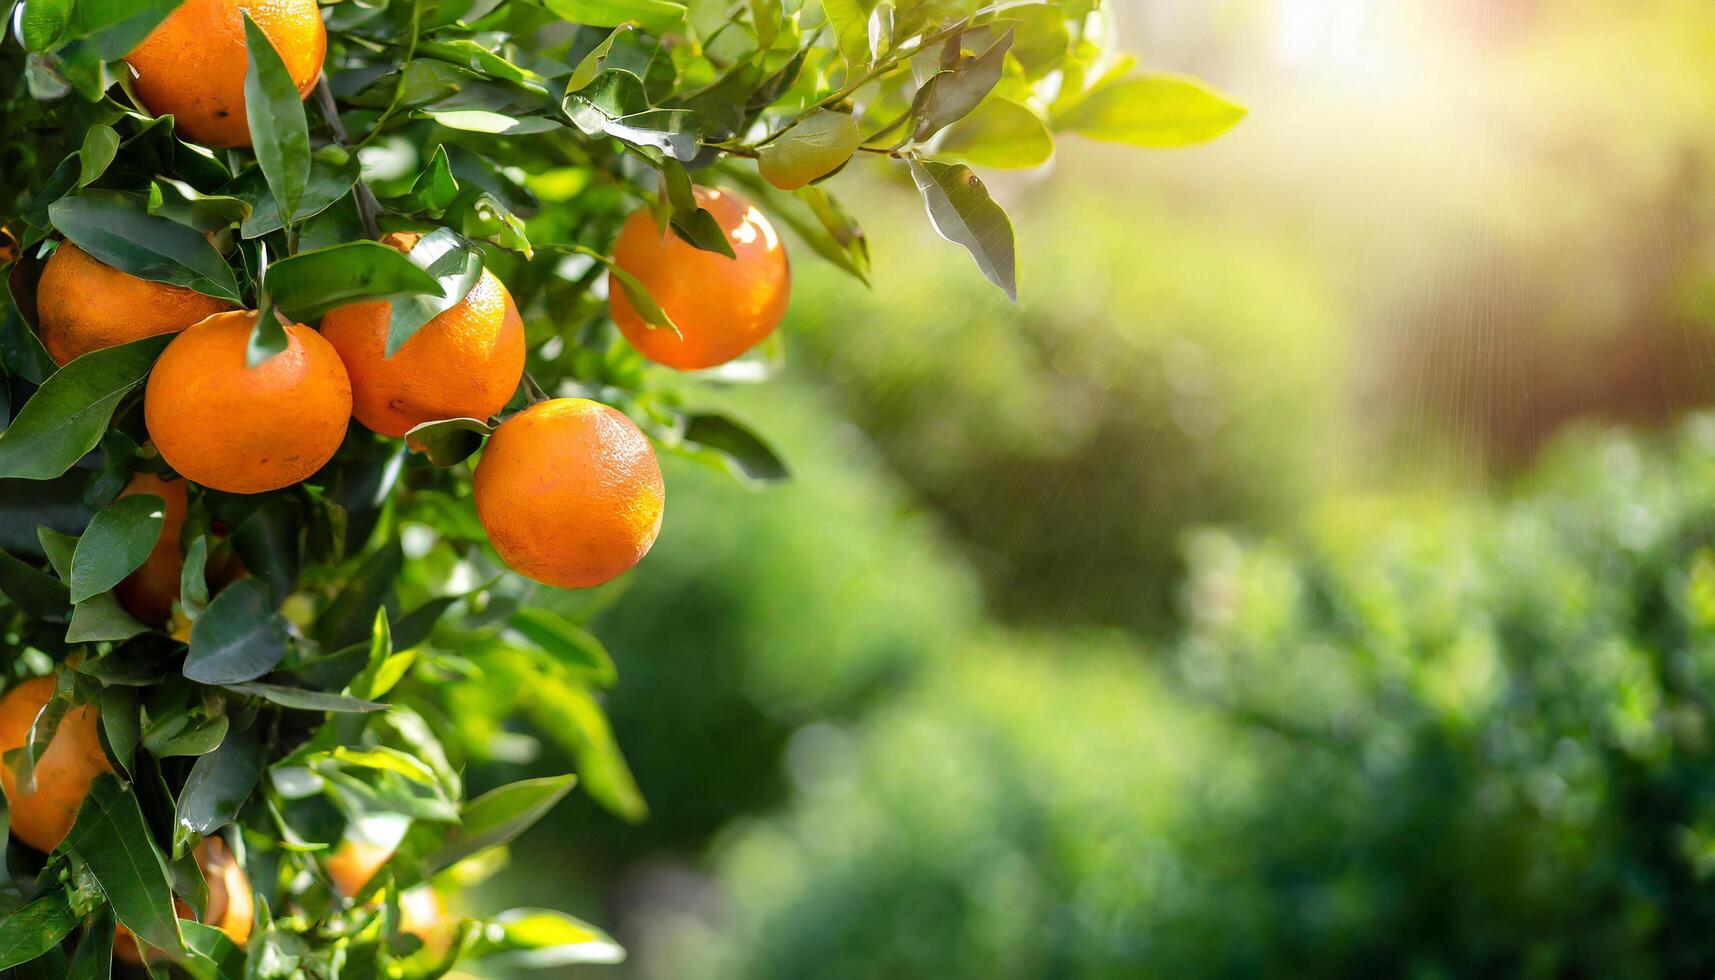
[36,241,233,366]
[0,677,113,853]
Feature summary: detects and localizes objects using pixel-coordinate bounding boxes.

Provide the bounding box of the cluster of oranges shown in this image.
[2,0,795,957]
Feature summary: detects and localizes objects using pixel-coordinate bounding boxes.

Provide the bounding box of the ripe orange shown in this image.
[113,472,189,626]
[326,836,394,897]
[36,242,234,366]
[320,232,526,438]
[145,311,352,494]
[609,187,790,370]
[399,885,453,954]
[125,0,326,148]
[0,677,113,853]
[117,836,254,963]
[473,398,664,589]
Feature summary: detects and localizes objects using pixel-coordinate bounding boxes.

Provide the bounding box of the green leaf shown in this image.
[908,27,1013,143]
[180,535,210,620]
[316,542,403,650]
[0,548,71,621]
[1055,73,1246,147]
[821,0,871,73]
[0,889,78,971]
[565,24,633,94]
[184,578,290,684]
[66,902,115,980]
[419,109,563,135]
[243,10,311,229]
[671,413,789,486]
[99,685,139,776]
[466,908,625,967]
[564,69,699,161]
[150,178,252,233]
[409,145,460,213]
[655,158,735,258]
[69,493,165,602]
[20,0,71,50]
[49,196,241,302]
[264,241,443,322]
[566,245,681,335]
[63,775,182,955]
[174,728,264,850]
[510,609,617,687]
[0,335,171,481]
[65,0,186,60]
[385,229,485,357]
[248,302,287,369]
[404,417,493,467]
[430,775,576,872]
[906,157,1016,301]
[760,110,860,190]
[539,0,685,34]
[223,682,387,713]
[939,96,1053,169]
[747,0,781,47]
[235,152,359,238]
[180,919,246,977]
[67,593,151,642]
[77,124,120,188]
[526,679,646,821]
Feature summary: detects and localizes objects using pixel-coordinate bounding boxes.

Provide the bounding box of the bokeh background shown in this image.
[472,1,1715,975]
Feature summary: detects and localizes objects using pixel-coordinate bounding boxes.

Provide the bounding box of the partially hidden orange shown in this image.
[113,472,188,626]
[320,232,526,438]
[117,836,254,963]
[473,398,664,589]
[125,0,326,148]
[36,241,234,366]
[145,311,352,494]
[0,677,113,853]
[609,186,790,370]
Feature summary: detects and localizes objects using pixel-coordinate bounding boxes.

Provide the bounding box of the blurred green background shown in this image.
[469,1,1715,975]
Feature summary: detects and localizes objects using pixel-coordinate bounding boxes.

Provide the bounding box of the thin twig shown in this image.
[314,76,381,241]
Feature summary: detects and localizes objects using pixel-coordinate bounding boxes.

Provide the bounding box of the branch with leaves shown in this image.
[0,0,1242,974]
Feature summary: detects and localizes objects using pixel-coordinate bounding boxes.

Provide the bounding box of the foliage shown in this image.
[649,417,1715,979]
[0,0,1245,974]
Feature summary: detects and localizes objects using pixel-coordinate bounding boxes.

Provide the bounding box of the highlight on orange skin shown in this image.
[320,232,526,438]
[608,186,791,370]
[144,310,353,494]
[0,677,113,853]
[117,836,254,964]
[399,885,454,955]
[113,472,189,626]
[125,0,326,148]
[472,398,665,589]
[36,241,234,366]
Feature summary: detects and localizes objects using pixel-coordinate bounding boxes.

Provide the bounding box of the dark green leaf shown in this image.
[62,775,181,955]
[673,412,789,486]
[0,548,70,620]
[409,145,460,213]
[0,335,171,481]
[316,541,402,650]
[224,682,387,713]
[66,901,115,980]
[184,578,290,684]
[49,196,241,302]
[174,729,264,849]
[69,493,164,602]
[0,889,77,971]
[99,685,139,776]
[180,535,210,620]
[243,10,311,229]
[234,152,358,238]
[404,417,493,467]
[510,608,617,686]
[564,70,698,160]
[265,241,443,322]
[67,594,151,643]
[906,157,1016,301]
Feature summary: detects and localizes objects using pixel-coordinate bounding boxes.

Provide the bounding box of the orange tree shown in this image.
[0,0,1241,974]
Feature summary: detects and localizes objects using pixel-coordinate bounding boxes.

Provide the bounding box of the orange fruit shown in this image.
[320,232,526,438]
[113,472,189,626]
[145,311,352,494]
[609,187,790,370]
[399,885,453,954]
[117,836,254,963]
[0,677,113,853]
[36,241,234,366]
[125,0,326,148]
[473,398,663,589]
[327,836,394,897]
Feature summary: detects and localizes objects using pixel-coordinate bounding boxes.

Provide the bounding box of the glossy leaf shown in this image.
[63,775,182,955]
[223,682,387,712]
[405,417,493,467]
[909,28,1013,143]
[539,0,685,34]
[243,10,311,229]
[77,124,119,188]
[673,413,789,486]
[0,890,77,971]
[69,492,164,602]
[175,728,265,849]
[467,908,625,967]
[49,196,241,302]
[264,241,443,322]
[907,157,1017,301]
[430,775,576,872]
[385,228,485,356]
[510,608,617,687]
[184,578,290,684]
[0,335,171,481]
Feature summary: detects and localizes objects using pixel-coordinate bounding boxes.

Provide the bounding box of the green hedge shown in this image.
[648,418,1715,979]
